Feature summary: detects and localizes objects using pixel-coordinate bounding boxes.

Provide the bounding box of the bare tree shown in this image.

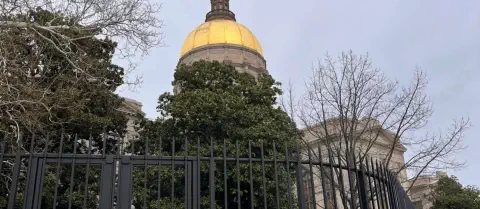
[282,51,469,208]
[0,0,164,137]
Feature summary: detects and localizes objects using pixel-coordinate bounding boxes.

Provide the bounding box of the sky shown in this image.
[117,0,480,187]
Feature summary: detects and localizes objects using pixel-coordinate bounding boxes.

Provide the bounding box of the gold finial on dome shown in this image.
[206,0,236,22]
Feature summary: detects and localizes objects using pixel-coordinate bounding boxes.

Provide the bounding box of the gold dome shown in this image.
[180,19,264,57]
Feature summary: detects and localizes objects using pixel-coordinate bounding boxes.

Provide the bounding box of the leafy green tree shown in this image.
[131,61,301,209]
[0,8,128,139]
[159,60,299,143]
[0,9,132,208]
[1,0,162,137]
[1,0,163,205]
[431,176,480,209]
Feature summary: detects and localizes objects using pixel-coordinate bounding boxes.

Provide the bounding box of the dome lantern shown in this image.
[206,0,236,22]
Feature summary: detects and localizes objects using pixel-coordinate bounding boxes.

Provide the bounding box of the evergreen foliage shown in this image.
[131,61,301,209]
[0,9,129,208]
[431,176,480,209]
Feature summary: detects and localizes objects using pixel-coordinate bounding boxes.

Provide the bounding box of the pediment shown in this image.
[117,99,145,117]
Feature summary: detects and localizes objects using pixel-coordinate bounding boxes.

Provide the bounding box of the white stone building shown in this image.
[301,118,410,209]
[404,171,447,209]
[117,97,145,150]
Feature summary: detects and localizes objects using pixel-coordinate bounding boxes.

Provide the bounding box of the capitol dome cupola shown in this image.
[206,0,236,22]
[178,0,267,76]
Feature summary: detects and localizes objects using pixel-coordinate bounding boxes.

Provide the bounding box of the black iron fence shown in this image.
[0,133,416,209]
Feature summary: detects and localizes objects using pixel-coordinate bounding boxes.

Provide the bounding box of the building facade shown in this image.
[302,119,408,209]
[117,97,145,143]
[404,171,447,209]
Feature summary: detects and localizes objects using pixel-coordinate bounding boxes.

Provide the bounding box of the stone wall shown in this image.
[117,97,145,150]
[178,44,267,77]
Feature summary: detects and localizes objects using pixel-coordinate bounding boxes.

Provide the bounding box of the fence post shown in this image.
[23,157,40,209]
[296,144,306,209]
[99,155,115,209]
[7,150,22,209]
[209,139,215,209]
[357,156,369,209]
[118,156,133,209]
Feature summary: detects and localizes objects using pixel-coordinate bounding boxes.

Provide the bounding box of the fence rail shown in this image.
[0,134,416,209]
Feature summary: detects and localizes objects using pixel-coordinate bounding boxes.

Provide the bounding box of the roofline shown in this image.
[302,120,407,152]
[119,97,146,117]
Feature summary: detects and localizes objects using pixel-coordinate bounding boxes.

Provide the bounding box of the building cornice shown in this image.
[178,43,267,66]
[118,97,145,117]
[302,123,408,152]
